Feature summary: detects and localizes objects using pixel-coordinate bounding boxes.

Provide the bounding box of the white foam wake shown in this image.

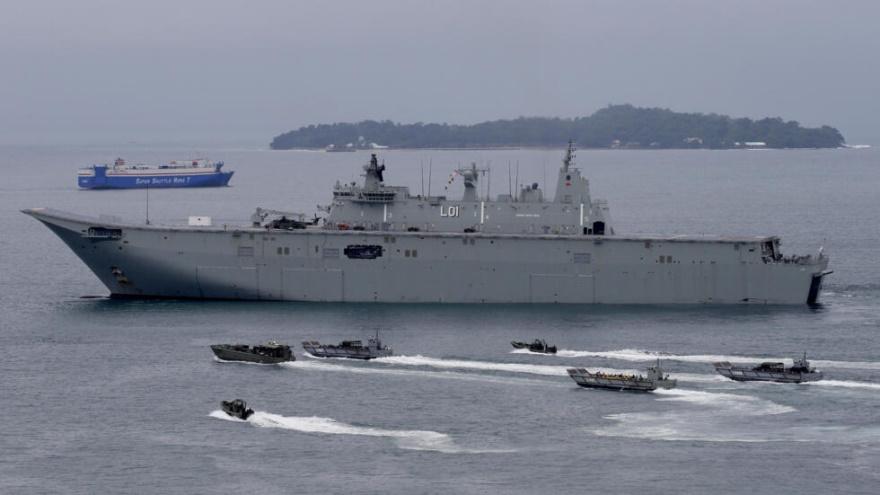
[281,359,567,387]
[374,354,638,377]
[812,360,880,371]
[652,388,796,415]
[373,354,727,384]
[209,410,499,453]
[808,380,880,391]
[592,389,798,443]
[556,348,880,371]
[509,348,553,356]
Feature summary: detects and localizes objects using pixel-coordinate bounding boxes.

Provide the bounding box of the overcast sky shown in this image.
[1,0,878,146]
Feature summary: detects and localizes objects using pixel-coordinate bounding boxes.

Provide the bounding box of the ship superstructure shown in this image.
[324,145,609,236]
[27,143,830,304]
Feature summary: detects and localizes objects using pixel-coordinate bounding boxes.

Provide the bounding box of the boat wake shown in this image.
[556,348,880,371]
[808,379,880,391]
[510,348,549,356]
[592,389,801,443]
[652,388,796,415]
[280,359,566,387]
[374,354,637,377]
[208,410,505,453]
[282,354,727,385]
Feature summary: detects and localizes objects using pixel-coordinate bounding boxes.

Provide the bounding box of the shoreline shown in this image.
[270,145,867,152]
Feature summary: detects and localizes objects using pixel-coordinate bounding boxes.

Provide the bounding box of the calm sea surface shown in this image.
[1,146,878,494]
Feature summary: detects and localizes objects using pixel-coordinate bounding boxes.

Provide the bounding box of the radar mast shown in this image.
[562,140,576,172]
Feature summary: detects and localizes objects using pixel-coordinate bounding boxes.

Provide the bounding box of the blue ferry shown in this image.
[77,158,234,189]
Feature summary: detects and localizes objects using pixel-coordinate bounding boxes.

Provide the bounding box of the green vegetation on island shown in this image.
[270,104,845,150]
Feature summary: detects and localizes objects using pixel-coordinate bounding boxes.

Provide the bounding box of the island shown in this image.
[270,104,845,150]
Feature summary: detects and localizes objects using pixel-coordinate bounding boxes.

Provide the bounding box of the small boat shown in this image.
[221,399,254,420]
[511,339,557,354]
[302,332,392,360]
[713,353,823,383]
[77,158,233,189]
[567,360,677,392]
[211,341,294,364]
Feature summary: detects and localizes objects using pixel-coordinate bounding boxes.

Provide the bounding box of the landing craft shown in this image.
[211,341,294,364]
[567,360,677,392]
[25,142,830,304]
[714,353,823,383]
[302,332,392,360]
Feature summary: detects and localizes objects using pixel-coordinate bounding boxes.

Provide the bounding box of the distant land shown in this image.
[270,104,845,150]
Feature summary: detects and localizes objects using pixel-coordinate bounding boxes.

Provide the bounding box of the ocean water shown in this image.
[1,146,879,494]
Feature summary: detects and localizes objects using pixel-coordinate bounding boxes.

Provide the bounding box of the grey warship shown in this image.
[714,353,823,383]
[302,333,392,360]
[567,360,677,392]
[23,142,831,304]
[211,341,294,364]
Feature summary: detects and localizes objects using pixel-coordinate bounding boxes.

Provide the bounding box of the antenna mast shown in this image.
[515,161,519,202]
[486,162,491,201]
[542,160,546,194]
[563,140,575,171]
[507,161,512,198]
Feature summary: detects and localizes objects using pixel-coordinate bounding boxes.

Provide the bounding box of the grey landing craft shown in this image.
[713,353,823,383]
[211,341,294,364]
[302,334,392,360]
[23,142,831,304]
[567,360,677,392]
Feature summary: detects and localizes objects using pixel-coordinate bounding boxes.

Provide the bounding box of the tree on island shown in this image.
[270,104,844,150]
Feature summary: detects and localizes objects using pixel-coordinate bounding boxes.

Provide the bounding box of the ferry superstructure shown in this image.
[77,158,233,189]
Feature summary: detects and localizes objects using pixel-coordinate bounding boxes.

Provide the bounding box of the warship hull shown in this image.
[24,208,830,305]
